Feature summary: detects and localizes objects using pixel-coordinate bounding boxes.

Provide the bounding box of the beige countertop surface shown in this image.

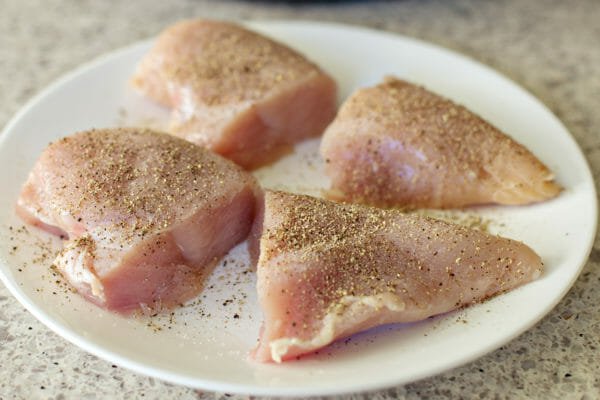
[1,0,599,398]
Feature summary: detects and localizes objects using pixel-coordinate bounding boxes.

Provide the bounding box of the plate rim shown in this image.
[0,19,597,397]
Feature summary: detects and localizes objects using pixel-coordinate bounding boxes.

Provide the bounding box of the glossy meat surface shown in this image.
[17,128,259,313]
[252,191,542,362]
[132,19,337,169]
[320,77,561,208]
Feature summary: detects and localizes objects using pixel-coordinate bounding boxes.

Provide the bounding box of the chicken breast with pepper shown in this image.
[17,128,259,313]
[132,19,337,169]
[252,191,542,362]
[320,77,561,208]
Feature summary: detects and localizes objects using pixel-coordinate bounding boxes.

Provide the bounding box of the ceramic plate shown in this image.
[0,21,596,397]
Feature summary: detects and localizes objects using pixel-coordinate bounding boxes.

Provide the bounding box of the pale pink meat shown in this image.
[16,128,259,313]
[320,77,561,209]
[131,19,337,169]
[252,191,542,362]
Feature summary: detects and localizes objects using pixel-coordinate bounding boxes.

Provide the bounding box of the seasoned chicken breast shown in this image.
[252,191,542,362]
[132,19,337,169]
[16,128,259,313]
[320,77,561,209]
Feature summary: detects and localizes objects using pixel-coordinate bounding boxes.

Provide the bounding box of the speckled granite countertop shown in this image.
[1,0,599,398]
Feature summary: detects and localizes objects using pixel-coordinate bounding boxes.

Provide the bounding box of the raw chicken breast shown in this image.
[131,19,337,169]
[16,128,259,313]
[252,191,542,362]
[320,77,561,209]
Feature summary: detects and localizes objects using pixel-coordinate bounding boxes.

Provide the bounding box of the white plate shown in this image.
[0,21,596,397]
